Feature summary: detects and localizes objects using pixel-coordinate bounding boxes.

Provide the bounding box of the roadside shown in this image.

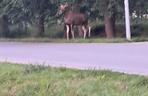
[0,37,148,43]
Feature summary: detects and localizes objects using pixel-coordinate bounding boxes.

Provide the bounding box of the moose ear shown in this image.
[60,4,65,9]
[64,2,68,7]
[60,4,63,7]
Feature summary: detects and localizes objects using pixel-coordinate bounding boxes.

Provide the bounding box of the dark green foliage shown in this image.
[0,0,147,38]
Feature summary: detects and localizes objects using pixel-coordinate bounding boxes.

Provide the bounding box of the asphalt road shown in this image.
[0,42,148,75]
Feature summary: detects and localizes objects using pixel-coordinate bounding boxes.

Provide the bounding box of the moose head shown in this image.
[56,2,69,16]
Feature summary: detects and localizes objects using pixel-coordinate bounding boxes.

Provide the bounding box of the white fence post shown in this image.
[124,0,131,40]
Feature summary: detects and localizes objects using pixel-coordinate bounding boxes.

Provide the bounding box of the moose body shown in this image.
[64,11,88,26]
[57,3,91,40]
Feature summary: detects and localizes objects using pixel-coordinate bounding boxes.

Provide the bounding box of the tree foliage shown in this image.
[0,0,147,38]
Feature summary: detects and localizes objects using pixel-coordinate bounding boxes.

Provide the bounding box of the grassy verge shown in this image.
[0,37,148,43]
[0,62,148,96]
[0,37,126,43]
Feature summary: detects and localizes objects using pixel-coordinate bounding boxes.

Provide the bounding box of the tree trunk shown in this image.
[36,15,44,37]
[103,0,116,38]
[104,13,116,38]
[23,21,28,33]
[111,14,116,37]
[0,15,9,37]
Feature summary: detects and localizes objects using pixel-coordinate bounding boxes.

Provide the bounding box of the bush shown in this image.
[45,24,64,38]
[8,24,29,38]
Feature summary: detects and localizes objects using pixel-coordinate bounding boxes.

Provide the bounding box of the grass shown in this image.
[1,37,148,43]
[1,35,148,43]
[0,62,148,96]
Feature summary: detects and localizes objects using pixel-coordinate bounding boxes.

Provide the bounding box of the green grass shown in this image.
[1,37,148,43]
[0,62,148,96]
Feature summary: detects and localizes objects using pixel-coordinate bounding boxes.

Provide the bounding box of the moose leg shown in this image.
[70,25,75,39]
[82,25,87,39]
[66,25,70,40]
[78,26,83,37]
[88,26,91,37]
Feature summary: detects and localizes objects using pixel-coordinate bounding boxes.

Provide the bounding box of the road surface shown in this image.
[0,42,148,75]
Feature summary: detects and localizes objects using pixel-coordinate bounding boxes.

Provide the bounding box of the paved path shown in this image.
[0,42,148,75]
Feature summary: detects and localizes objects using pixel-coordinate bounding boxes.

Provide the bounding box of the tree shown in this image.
[0,0,31,37]
[0,15,9,37]
[0,0,12,37]
[103,0,117,38]
[22,0,54,36]
[0,0,56,37]
[130,0,148,19]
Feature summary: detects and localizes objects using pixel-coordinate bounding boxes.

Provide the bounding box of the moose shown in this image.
[56,2,91,40]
